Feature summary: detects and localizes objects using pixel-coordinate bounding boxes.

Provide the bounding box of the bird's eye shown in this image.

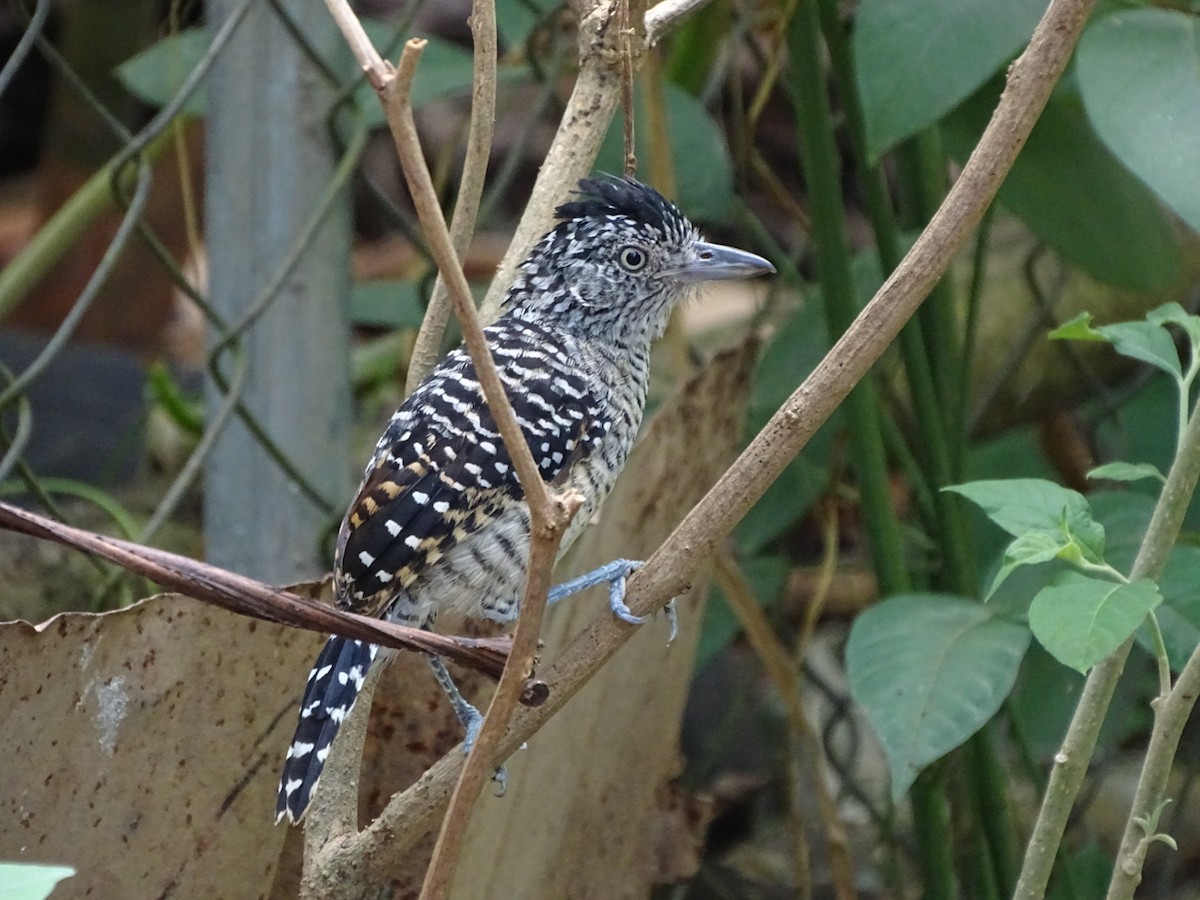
[618,246,647,271]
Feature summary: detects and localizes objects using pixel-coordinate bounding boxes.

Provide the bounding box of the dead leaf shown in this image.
[0,594,323,898]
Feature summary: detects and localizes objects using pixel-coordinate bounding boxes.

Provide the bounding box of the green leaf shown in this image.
[1029,572,1162,673]
[1077,9,1200,234]
[1147,302,1200,348]
[1095,320,1182,378]
[116,29,207,118]
[855,0,1049,157]
[594,83,734,220]
[942,82,1183,290]
[846,593,1030,799]
[1087,462,1165,485]
[0,863,76,900]
[350,280,428,329]
[118,26,480,125]
[1048,312,1108,342]
[946,479,1105,562]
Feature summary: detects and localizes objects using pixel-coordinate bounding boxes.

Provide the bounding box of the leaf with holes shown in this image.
[847,593,1030,799]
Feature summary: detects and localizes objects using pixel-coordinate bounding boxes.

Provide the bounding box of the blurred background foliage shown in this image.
[1,0,1200,896]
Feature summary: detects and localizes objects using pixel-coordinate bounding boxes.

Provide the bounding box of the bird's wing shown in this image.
[336,334,604,615]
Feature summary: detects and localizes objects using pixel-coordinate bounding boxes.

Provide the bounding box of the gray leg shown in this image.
[426,654,483,748]
[548,558,679,642]
[425,654,508,794]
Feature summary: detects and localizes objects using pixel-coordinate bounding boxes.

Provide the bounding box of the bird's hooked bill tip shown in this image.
[672,242,776,283]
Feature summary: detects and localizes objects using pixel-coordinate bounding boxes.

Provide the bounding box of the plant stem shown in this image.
[1014,373,1200,899]
[911,766,957,900]
[1105,403,1200,898]
[787,0,909,598]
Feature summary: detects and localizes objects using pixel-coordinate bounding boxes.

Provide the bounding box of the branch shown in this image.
[314,0,1094,882]
[644,0,713,46]
[0,500,514,678]
[405,0,497,391]
[1102,403,1200,898]
[314,8,581,897]
[419,489,581,899]
[478,0,637,320]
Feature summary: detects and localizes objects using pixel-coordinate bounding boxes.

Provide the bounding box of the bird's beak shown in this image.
[671,242,776,283]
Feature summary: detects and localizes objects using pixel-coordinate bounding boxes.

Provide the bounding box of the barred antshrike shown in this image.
[276,176,773,822]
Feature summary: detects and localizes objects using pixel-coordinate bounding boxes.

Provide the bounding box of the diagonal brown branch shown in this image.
[0,500,515,678]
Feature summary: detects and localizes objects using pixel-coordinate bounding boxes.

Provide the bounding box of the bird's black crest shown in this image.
[555,176,683,234]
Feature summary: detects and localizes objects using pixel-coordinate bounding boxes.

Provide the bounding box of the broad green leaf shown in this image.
[946,479,1104,562]
[855,0,1049,157]
[1087,462,1165,485]
[846,593,1030,799]
[116,29,207,118]
[1095,320,1182,379]
[1048,312,1108,342]
[350,280,427,329]
[0,863,75,900]
[943,82,1182,290]
[1029,572,1162,673]
[118,27,480,124]
[594,83,734,220]
[1077,9,1200,234]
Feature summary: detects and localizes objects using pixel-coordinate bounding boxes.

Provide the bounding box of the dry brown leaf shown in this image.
[0,592,324,898]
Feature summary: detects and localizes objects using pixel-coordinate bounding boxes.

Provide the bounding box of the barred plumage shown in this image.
[277,176,773,822]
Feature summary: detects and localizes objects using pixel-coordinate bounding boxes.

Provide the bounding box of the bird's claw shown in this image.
[609,565,680,643]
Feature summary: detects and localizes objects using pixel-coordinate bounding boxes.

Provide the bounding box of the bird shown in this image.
[276,175,774,823]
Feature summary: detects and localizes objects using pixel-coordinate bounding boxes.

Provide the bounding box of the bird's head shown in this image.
[504,176,774,343]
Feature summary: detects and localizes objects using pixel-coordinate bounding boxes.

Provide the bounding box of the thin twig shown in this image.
[420,489,581,899]
[0,500,514,676]
[309,0,1092,884]
[1102,403,1200,898]
[479,0,639,321]
[713,551,813,899]
[381,41,578,899]
[406,0,497,392]
[382,40,552,519]
[644,0,715,46]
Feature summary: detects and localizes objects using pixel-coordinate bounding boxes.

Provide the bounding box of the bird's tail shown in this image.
[276,635,377,823]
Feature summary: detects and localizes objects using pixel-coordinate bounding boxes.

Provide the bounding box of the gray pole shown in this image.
[204,1,353,583]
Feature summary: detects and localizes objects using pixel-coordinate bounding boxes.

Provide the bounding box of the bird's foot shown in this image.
[549,558,679,642]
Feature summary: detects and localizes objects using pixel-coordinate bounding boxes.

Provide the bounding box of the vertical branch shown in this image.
[618,0,637,176]
[405,0,498,392]
[479,0,641,320]
[310,10,583,896]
